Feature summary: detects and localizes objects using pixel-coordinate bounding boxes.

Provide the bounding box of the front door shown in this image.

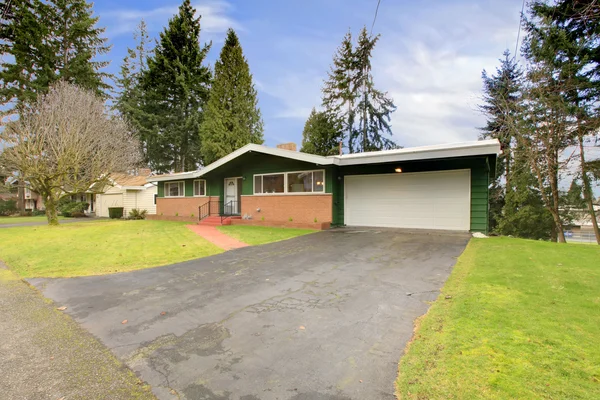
[224,178,239,215]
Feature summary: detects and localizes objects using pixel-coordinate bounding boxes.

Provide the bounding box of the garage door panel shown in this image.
[344,170,471,231]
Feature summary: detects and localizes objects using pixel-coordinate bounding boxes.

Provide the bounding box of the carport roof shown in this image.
[149,139,502,182]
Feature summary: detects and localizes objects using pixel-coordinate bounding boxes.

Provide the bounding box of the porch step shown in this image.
[198,216,241,226]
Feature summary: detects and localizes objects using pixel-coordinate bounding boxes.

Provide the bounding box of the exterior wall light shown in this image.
[395,167,403,173]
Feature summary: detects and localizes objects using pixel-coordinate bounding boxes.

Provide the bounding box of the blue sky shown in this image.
[95,0,525,148]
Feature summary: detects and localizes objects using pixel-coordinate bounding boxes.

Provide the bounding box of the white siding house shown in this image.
[95,173,157,217]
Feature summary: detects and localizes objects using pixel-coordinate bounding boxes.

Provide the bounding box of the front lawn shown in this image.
[396,237,600,399]
[0,215,64,224]
[0,220,223,278]
[216,225,316,245]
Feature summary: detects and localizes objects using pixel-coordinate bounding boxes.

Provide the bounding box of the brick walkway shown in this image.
[186,225,249,251]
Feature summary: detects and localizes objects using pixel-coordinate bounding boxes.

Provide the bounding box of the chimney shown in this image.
[276,143,297,151]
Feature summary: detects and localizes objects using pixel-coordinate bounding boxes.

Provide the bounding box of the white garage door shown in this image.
[344,169,471,231]
[96,193,123,218]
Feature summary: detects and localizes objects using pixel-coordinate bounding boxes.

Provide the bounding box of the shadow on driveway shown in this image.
[30,228,470,400]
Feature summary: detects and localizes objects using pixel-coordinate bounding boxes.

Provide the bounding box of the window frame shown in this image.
[193,179,207,197]
[164,181,185,198]
[253,169,326,195]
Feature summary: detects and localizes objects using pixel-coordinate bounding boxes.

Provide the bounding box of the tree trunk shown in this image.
[578,136,600,244]
[45,196,60,226]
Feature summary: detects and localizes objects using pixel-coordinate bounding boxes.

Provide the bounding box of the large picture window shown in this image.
[193,179,206,196]
[165,181,184,197]
[253,170,325,194]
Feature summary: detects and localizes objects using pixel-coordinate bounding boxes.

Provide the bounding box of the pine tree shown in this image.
[0,0,111,117]
[141,0,212,172]
[322,28,397,153]
[300,108,342,156]
[322,31,357,153]
[478,50,523,232]
[200,28,263,165]
[114,20,151,160]
[0,0,52,115]
[354,27,397,152]
[47,0,111,96]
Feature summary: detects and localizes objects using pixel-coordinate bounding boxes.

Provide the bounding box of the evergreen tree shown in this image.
[566,179,586,209]
[322,31,357,153]
[354,27,397,152]
[322,28,397,153]
[0,0,111,116]
[200,28,263,165]
[478,50,523,232]
[300,108,342,156]
[114,20,151,159]
[141,0,211,172]
[0,0,52,115]
[47,0,111,96]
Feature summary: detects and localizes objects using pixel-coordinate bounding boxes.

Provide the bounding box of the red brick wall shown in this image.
[241,194,332,224]
[156,196,219,218]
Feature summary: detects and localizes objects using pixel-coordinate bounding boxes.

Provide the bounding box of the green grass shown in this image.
[396,237,600,400]
[216,225,316,245]
[0,220,223,278]
[0,215,65,224]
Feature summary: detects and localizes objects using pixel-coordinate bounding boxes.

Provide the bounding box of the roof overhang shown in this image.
[149,139,502,182]
[333,139,501,166]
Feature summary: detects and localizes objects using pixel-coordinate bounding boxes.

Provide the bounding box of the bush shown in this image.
[108,207,124,219]
[59,201,89,217]
[32,209,45,216]
[0,199,18,216]
[128,208,147,220]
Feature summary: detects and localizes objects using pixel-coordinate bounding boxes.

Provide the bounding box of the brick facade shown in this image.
[156,196,219,219]
[240,194,332,225]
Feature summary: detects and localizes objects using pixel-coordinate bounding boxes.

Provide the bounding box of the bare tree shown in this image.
[0,81,142,225]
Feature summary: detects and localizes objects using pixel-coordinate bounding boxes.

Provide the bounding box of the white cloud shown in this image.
[102,0,239,38]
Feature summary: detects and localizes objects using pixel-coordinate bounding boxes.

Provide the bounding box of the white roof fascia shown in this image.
[121,186,145,190]
[332,139,501,166]
[149,171,200,182]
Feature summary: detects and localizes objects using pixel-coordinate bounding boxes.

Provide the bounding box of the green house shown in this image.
[150,139,500,233]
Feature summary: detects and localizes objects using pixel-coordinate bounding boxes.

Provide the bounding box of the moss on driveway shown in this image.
[0,265,155,399]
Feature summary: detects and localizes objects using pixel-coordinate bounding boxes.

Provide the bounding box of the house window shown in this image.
[253,170,325,194]
[165,181,184,197]
[193,180,206,196]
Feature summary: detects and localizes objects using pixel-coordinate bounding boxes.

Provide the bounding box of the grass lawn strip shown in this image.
[216,225,317,245]
[395,237,600,399]
[0,220,223,278]
[0,215,65,224]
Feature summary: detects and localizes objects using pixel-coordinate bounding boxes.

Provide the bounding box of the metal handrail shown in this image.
[198,199,221,222]
[221,200,239,224]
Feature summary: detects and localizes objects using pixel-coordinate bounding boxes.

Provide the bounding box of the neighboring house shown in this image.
[65,170,157,217]
[2,178,45,211]
[151,139,501,232]
[94,172,157,217]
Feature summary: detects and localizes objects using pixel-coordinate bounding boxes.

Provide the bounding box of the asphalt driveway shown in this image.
[30,228,470,400]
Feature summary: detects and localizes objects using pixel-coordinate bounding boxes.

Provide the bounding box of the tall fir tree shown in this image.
[353,27,397,152]
[47,0,111,96]
[114,20,151,159]
[141,0,211,172]
[300,108,342,156]
[322,28,397,153]
[0,0,111,117]
[200,28,263,165]
[322,31,357,152]
[478,50,523,232]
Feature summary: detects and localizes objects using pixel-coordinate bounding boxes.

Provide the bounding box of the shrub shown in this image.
[128,208,148,220]
[59,201,89,217]
[108,207,124,219]
[32,209,45,216]
[0,199,17,216]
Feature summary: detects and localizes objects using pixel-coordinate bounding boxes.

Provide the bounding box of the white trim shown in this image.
[193,179,207,197]
[242,193,332,197]
[164,181,185,198]
[147,139,501,182]
[253,169,326,195]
